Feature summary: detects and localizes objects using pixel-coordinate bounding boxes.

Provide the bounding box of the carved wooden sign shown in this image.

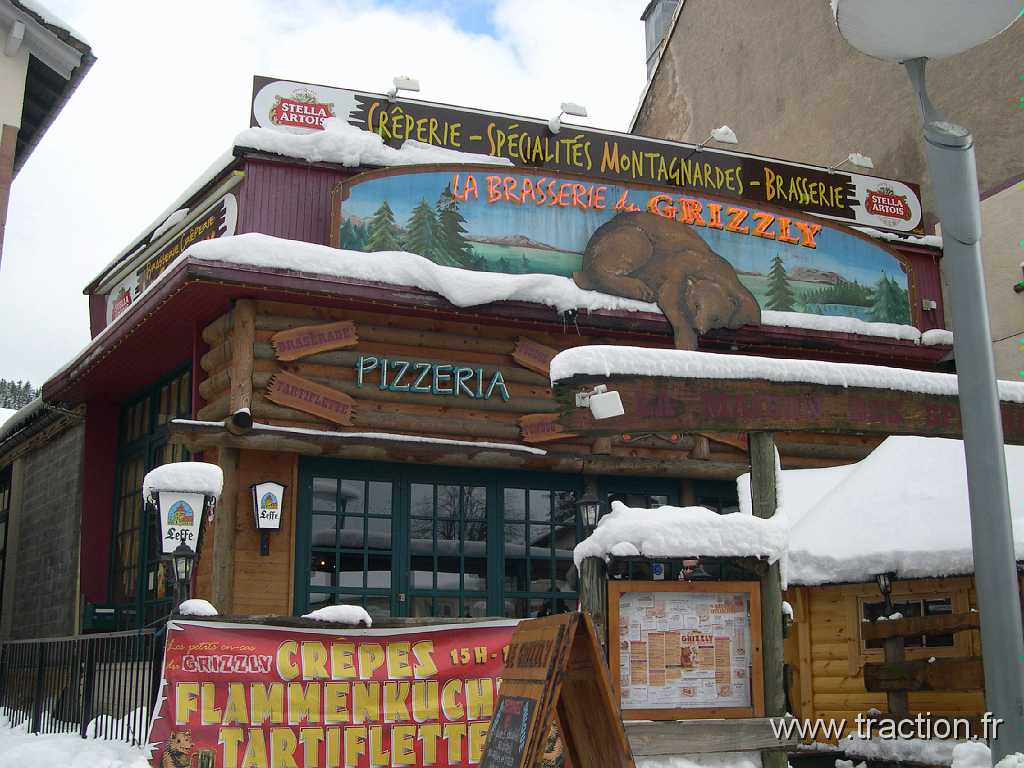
[519,413,578,444]
[265,372,355,426]
[554,374,1024,444]
[270,320,358,361]
[512,337,559,378]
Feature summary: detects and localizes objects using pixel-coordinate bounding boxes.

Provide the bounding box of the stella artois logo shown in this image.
[270,87,335,130]
[864,185,912,221]
[111,287,132,321]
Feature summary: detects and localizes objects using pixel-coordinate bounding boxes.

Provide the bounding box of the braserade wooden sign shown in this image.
[480,612,633,768]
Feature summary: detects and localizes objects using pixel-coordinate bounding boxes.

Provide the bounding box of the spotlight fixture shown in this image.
[575,384,624,420]
[548,102,588,135]
[387,75,420,102]
[828,152,875,173]
[694,125,738,152]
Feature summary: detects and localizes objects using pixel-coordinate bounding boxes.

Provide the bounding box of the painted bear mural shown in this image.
[573,211,762,350]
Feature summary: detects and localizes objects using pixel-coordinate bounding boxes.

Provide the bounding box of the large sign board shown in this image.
[253,75,923,233]
[334,166,914,327]
[608,581,763,720]
[147,619,517,768]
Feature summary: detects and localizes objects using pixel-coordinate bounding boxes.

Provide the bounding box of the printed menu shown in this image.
[617,591,752,709]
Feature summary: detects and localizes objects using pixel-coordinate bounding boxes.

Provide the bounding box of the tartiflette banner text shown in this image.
[148,619,517,768]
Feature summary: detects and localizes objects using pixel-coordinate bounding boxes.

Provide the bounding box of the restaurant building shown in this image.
[4,77,953,633]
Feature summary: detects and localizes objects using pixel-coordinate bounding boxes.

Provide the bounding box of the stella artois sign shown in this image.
[864,185,912,221]
[269,86,335,130]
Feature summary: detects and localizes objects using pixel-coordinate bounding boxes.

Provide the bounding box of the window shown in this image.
[0,467,11,617]
[862,596,954,649]
[110,367,191,627]
[694,480,740,515]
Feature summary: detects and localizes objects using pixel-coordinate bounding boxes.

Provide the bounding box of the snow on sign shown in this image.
[608,582,763,719]
[252,75,923,233]
[334,165,915,337]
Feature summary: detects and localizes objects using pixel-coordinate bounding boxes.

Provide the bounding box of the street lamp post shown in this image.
[834,3,1023,758]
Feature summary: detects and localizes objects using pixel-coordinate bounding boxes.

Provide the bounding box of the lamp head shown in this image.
[387,75,420,101]
[709,125,738,144]
[832,0,1020,61]
[847,152,874,169]
[576,490,602,532]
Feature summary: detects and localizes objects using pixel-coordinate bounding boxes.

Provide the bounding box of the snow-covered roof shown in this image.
[573,501,788,570]
[0,397,46,444]
[738,436,1024,585]
[11,0,88,45]
[0,409,18,429]
[549,345,1022,402]
[142,462,224,499]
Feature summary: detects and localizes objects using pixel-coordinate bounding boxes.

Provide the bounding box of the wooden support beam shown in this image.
[883,635,909,718]
[862,612,979,642]
[865,656,984,693]
[210,447,239,613]
[580,557,608,654]
[229,299,256,415]
[749,431,786,768]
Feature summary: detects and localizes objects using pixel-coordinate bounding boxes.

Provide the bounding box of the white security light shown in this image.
[832,0,1019,61]
[387,75,420,101]
[828,152,875,174]
[694,125,738,152]
[575,384,625,420]
[548,102,588,135]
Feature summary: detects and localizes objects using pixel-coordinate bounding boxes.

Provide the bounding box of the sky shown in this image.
[0,0,649,385]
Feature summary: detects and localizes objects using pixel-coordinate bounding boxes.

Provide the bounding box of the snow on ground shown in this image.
[636,753,762,768]
[845,735,965,766]
[549,345,1024,402]
[235,117,514,168]
[302,604,373,626]
[573,501,788,569]
[178,598,217,616]
[0,722,147,768]
[739,436,1024,585]
[142,461,223,499]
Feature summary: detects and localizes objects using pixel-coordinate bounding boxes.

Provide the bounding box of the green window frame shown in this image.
[110,366,192,628]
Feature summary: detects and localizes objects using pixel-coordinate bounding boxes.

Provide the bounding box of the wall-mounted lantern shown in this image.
[251,481,286,556]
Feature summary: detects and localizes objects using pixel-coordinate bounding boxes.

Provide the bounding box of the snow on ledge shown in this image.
[852,225,943,249]
[303,605,373,627]
[549,345,1024,403]
[178,599,218,617]
[143,462,224,499]
[573,501,788,570]
[921,328,954,346]
[171,419,548,456]
[234,118,514,168]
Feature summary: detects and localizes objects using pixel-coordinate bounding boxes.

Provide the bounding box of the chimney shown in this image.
[642,0,680,79]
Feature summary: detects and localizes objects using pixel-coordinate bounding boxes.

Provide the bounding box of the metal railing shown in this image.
[0,628,164,745]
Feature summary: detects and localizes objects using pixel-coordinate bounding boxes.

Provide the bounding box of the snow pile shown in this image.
[0,721,147,768]
[922,328,955,346]
[150,208,189,240]
[995,753,1024,768]
[302,604,373,627]
[761,310,919,342]
[573,501,788,569]
[845,735,966,766]
[635,752,763,768]
[235,118,514,168]
[178,599,217,616]
[142,461,224,499]
[852,225,943,249]
[739,436,1024,585]
[549,345,1024,403]
[0,409,18,428]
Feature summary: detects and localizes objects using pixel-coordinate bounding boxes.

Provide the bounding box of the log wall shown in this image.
[784,577,983,740]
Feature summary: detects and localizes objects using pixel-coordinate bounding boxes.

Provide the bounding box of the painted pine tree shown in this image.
[435,185,477,268]
[403,199,438,258]
[870,274,911,324]
[765,255,795,311]
[366,201,400,252]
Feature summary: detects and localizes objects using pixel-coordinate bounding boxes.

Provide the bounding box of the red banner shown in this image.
[147,619,518,768]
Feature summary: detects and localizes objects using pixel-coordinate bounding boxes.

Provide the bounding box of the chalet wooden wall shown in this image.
[784,577,983,738]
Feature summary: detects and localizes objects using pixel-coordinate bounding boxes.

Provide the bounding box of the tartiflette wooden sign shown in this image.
[512,337,559,378]
[519,413,578,444]
[271,320,358,361]
[265,372,355,426]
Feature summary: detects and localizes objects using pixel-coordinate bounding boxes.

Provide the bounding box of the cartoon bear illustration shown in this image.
[160,730,194,768]
[573,211,761,349]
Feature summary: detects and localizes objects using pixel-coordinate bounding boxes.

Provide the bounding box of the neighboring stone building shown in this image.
[0,0,93,259]
[634,0,1023,378]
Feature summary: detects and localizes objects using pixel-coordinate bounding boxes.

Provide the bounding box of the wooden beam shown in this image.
[862,612,980,642]
[555,375,1024,444]
[210,447,239,613]
[624,718,798,756]
[749,432,786,768]
[864,656,984,693]
[229,299,256,414]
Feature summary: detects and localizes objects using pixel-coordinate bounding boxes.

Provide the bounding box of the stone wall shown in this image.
[7,423,84,638]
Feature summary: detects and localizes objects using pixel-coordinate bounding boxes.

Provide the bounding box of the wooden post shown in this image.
[211,447,239,613]
[580,556,609,654]
[229,299,256,415]
[749,432,786,768]
[883,635,909,718]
